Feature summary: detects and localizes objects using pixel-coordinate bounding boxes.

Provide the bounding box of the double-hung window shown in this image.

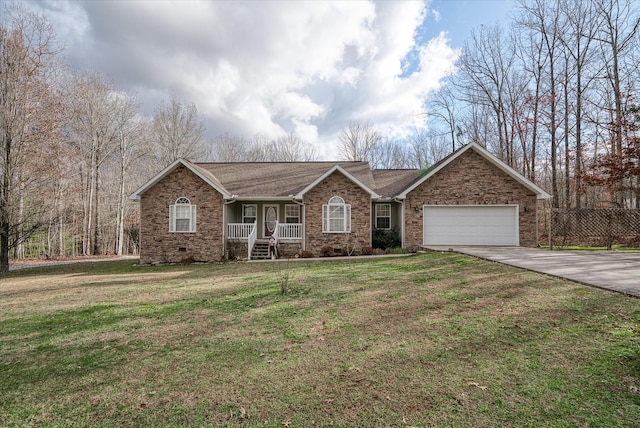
[242,204,257,224]
[375,204,391,229]
[169,197,196,232]
[322,196,351,233]
[285,204,300,224]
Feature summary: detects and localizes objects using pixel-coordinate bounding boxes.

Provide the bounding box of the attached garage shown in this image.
[423,205,519,246]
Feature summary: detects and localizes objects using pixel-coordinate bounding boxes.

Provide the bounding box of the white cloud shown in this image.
[432,9,442,23]
[28,0,460,159]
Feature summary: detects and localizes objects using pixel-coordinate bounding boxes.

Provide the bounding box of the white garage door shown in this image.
[423,205,519,246]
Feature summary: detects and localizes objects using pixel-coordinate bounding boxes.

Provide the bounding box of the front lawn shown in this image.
[1,253,638,427]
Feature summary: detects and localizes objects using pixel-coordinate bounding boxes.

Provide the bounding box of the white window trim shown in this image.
[242,204,257,224]
[169,197,196,233]
[322,196,351,233]
[375,203,391,230]
[285,204,300,224]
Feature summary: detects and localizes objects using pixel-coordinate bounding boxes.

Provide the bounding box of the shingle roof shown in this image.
[187,162,230,195]
[194,161,382,197]
[397,142,551,200]
[131,142,550,201]
[371,169,421,198]
[190,142,551,201]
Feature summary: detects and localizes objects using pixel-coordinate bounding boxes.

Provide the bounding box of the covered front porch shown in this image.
[225,200,304,260]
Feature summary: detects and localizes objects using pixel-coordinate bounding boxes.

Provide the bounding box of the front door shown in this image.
[263,205,278,238]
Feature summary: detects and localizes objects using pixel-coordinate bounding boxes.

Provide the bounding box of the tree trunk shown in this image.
[563,59,571,209]
[1,133,12,273]
[57,180,64,256]
[92,161,100,255]
[0,190,9,272]
[81,163,90,256]
[115,157,125,256]
[15,188,24,259]
[530,71,540,182]
[549,68,559,208]
[575,72,583,208]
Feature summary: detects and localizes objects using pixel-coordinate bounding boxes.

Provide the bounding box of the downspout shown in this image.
[223,196,237,258]
[290,197,305,251]
[370,198,374,248]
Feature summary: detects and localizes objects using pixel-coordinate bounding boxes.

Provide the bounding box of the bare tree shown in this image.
[559,0,599,207]
[0,5,62,272]
[592,0,640,205]
[516,0,565,207]
[426,81,460,153]
[112,93,145,255]
[514,8,549,183]
[69,71,124,255]
[337,120,381,163]
[407,129,450,170]
[209,133,254,161]
[208,133,269,161]
[265,133,318,161]
[457,24,518,163]
[368,138,414,169]
[458,92,497,149]
[210,132,317,162]
[502,42,533,173]
[151,95,206,170]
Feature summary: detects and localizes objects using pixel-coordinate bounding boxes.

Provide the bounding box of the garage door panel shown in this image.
[423,205,518,246]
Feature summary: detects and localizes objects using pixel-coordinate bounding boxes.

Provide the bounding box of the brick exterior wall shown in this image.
[140,165,224,264]
[404,149,539,248]
[302,170,372,256]
[276,242,303,258]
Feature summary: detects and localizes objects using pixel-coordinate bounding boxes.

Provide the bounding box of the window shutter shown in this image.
[169,205,176,232]
[322,204,328,232]
[191,205,197,232]
[345,205,351,232]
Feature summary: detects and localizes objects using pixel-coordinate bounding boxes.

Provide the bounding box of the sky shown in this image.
[10,0,515,159]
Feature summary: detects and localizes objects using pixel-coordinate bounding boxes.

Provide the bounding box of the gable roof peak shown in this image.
[129,158,231,200]
[294,164,380,199]
[397,142,551,200]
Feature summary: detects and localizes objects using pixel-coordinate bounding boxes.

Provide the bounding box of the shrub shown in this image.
[275,258,293,295]
[226,240,245,260]
[299,250,314,258]
[341,243,357,257]
[321,245,334,257]
[178,256,196,265]
[372,227,401,250]
[361,246,374,255]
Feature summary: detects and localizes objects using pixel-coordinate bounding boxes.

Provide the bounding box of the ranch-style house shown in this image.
[130,142,550,264]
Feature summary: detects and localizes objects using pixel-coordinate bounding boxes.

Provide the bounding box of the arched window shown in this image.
[169,197,196,232]
[322,196,351,233]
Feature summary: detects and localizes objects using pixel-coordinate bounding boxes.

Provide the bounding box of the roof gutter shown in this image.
[227,196,298,202]
[224,195,238,205]
[289,195,305,206]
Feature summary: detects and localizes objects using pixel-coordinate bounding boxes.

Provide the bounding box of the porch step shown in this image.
[251,242,272,260]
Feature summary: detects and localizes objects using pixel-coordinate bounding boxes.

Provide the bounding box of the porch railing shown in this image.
[247,221,257,260]
[227,223,255,239]
[227,222,258,260]
[227,223,303,241]
[271,221,280,247]
[226,221,302,260]
[278,223,302,240]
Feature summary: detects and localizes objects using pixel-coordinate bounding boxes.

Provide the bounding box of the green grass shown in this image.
[1,254,639,427]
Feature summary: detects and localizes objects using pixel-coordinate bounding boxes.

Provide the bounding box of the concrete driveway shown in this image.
[426,246,640,297]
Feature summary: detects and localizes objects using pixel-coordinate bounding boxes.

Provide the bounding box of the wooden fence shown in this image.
[549,208,640,249]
